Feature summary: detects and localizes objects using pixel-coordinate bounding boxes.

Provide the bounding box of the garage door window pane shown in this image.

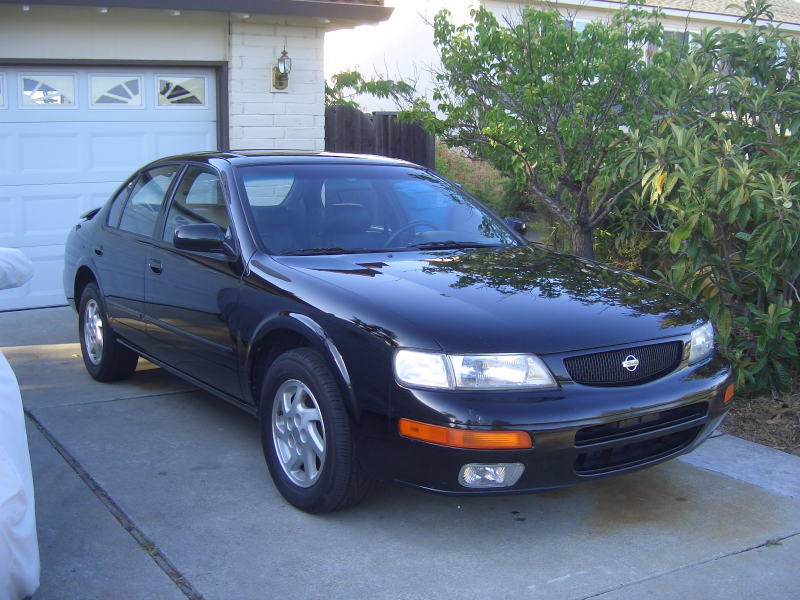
[119,166,180,237]
[91,76,142,106]
[157,76,206,106]
[0,74,5,107]
[164,168,229,242]
[21,75,75,106]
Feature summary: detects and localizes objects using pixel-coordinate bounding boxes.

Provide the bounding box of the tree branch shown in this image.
[588,177,642,228]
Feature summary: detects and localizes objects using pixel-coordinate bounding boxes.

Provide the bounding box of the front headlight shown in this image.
[394,350,557,390]
[689,321,715,365]
[394,350,451,389]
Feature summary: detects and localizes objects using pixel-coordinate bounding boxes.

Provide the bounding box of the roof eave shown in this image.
[0,0,394,24]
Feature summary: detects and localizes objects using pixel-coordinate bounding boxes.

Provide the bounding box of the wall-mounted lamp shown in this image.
[272,49,292,90]
[22,5,30,11]
[97,7,108,13]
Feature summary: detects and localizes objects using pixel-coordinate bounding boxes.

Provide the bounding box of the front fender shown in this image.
[246,312,359,420]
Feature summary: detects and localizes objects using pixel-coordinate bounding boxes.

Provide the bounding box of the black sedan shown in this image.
[63,151,733,513]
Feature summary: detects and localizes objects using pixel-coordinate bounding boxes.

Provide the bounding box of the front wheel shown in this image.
[259,348,372,513]
[78,283,138,382]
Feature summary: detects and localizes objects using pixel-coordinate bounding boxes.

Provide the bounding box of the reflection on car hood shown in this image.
[274,245,704,354]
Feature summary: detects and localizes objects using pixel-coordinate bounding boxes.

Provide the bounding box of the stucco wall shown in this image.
[229,16,326,151]
[0,6,228,61]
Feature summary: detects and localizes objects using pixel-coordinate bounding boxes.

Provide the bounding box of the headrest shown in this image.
[323,203,371,233]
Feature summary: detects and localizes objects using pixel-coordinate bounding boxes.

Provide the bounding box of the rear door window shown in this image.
[118,165,181,237]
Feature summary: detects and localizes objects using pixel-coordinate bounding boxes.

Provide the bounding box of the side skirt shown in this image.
[116,339,258,417]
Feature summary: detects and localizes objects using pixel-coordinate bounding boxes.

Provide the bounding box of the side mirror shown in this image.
[174,223,228,253]
[505,217,527,235]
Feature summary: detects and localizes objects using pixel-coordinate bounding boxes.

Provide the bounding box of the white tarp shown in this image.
[0,248,39,600]
[0,251,32,293]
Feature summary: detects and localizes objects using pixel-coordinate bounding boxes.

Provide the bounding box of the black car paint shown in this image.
[64,151,732,496]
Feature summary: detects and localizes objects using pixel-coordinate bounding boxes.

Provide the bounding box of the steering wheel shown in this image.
[385,220,440,247]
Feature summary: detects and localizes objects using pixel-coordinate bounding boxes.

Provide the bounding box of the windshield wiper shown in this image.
[406,241,506,250]
[282,247,387,256]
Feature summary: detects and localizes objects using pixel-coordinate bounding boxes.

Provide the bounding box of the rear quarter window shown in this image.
[106,180,134,228]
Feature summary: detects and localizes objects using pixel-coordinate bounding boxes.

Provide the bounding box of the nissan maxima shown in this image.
[63,151,733,513]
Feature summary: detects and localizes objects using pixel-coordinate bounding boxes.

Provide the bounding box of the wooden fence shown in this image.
[324,105,435,170]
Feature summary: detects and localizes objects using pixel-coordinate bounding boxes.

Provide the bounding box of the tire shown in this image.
[259,348,372,513]
[78,282,139,382]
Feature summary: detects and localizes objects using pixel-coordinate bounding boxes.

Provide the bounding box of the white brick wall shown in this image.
[229,16,326,151]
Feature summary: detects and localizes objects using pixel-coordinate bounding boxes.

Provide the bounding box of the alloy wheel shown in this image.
[83,298,104,366]
[272,379,327,487]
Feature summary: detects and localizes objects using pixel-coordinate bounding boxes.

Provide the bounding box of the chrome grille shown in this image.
[563,341,683,386]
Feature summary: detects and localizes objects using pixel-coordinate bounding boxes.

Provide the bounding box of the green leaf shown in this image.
[670,224,692,253]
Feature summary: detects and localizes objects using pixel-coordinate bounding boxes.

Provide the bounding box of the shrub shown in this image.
[617,2,800,395]
[435,142,524,216]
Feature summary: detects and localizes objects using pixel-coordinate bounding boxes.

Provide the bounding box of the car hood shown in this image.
[274,246,704,354]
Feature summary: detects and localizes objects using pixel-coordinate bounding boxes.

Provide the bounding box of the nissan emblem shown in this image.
[622,355,640,372]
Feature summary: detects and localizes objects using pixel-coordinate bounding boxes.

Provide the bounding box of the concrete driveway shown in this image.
[2,307,800,600]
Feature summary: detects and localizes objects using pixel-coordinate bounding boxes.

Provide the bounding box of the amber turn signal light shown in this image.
[399,419,532,450]
[724,384,734,404]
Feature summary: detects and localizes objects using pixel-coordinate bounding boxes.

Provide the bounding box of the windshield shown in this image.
[235,163,520,255]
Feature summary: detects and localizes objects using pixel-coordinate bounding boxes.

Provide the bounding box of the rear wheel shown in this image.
[78,283,138,382]
[259,348,372,513]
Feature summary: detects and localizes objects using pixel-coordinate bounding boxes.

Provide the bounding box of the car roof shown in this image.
[145,150,419,169]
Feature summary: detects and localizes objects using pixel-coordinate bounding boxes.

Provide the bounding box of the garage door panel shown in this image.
[90,132,148,172]
[1,122,217,186]
[23,247,66,302]
[0,245,66,310]
[0,133,10,174]
[22,191,83,239]
[3,182,122,248]
[21,132,81,174]
[0,196,12,239]
[155,129,216,159]
[0,279,26,308]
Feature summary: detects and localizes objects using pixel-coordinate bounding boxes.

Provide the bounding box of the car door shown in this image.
[144,165,243,399]
[93,165,181,349]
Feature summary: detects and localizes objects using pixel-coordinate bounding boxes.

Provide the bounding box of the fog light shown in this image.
[459,463,525,489]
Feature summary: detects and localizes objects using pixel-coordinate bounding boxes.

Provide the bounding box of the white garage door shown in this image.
[0,66,218,310]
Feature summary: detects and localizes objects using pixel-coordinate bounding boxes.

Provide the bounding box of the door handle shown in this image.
[148,259,163,275]
[93,244,103,257]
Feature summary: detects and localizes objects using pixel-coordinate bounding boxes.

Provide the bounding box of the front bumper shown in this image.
[388,355,732,494]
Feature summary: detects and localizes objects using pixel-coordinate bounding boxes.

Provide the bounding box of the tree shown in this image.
[618,0,800,393]
[407,1,674,259]
[325,69,416,110]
